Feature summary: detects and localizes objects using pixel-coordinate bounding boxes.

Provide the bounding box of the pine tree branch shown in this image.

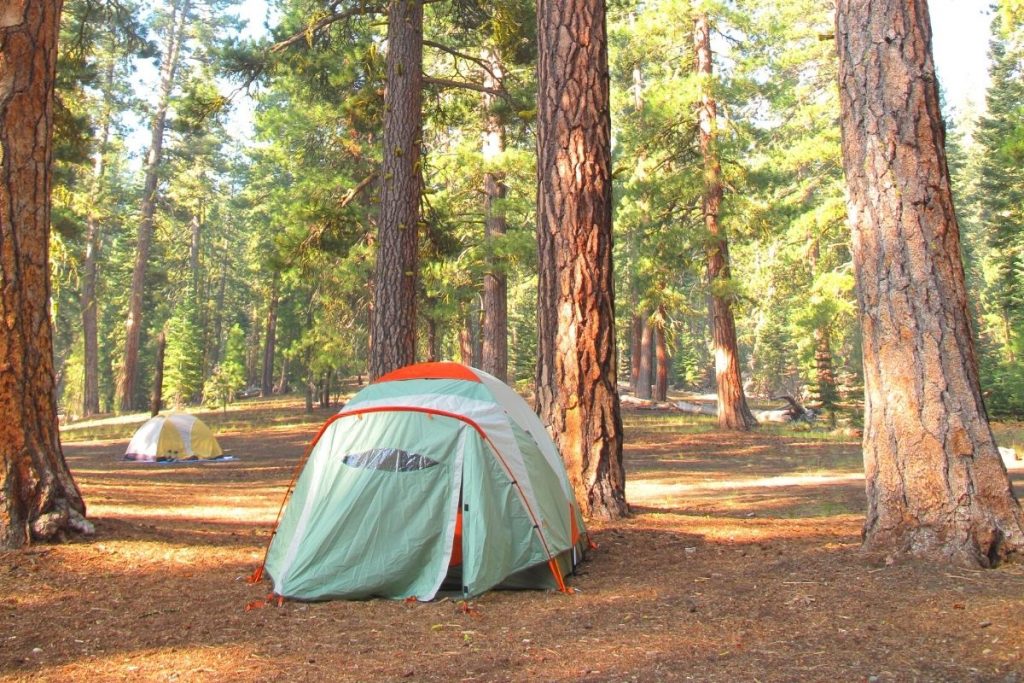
[423,40,500,82]
[270,3,384,53]
[422,75,503,97]
[340,171,378,209]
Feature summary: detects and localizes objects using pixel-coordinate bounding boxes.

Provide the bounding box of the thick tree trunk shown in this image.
[261,279,278,397]
[0,0,92,547]
[370,0,423,380]
[636,316,653,400]
[481,48,508,382]
[836,0,1024,566]
[150,330,165,417]
[536,0,627,520]
[115,0,190,412]
[694,12,757,431]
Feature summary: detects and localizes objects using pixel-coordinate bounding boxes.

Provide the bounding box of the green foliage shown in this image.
[957,7,1024,416]
[45,0,1019,427]
[163,289,204,408]
[204,325,247,410]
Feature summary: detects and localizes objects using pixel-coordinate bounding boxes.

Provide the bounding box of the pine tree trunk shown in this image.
[536,0,627,520]
[481,48,508,382]
[210,241,228,369]
[80,59,116,418]
[370,0,423,380]
[275,354,289,395]
[426,316,439,362]
[459,316,473,367]
[655,307,669,401]
[261,279,278,397]
[81,211,101,417]
[636,316,653,400]
[694,12,757,431]
[0,0,92,547]
[115,0,190,412]
[470,297,483,368]
[320,370,331,408]
[836,0,1024,566]
[629,314,643,393]
[302,291,315,413]
[150,330,165,417]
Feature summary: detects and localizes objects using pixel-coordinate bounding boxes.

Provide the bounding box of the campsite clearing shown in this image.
[2,397,1023,682]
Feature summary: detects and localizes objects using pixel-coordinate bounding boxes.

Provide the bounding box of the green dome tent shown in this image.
[255,362,588,601]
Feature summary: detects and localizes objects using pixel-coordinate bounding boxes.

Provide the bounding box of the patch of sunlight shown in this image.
[35,644,260,682]
[643,515,863,543]
[86,502,278,524]
[56,541,263,575]
[627,471,864,505]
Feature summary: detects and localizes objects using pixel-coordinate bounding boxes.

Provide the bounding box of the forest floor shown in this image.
[3,396,1024,682]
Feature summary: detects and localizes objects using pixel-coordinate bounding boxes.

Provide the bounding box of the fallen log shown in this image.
[753,408,794,423]
[673,400,717,416]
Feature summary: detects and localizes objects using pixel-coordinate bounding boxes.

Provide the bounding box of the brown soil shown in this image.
[3,398,1023,682]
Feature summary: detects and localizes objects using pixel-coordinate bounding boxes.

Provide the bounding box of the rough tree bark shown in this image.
[0,0,93,547]
[536,0,627,520]
[480,47,508,382]
[370,0,423,380]
[694,11,757,431]
[836,0,1024,566]
[115,0,190,411]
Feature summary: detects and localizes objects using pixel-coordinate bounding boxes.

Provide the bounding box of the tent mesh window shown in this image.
[341,448,439,472]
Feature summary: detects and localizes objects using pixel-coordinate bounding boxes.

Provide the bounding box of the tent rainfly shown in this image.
[255,362,589,601]
[124,413,224,462]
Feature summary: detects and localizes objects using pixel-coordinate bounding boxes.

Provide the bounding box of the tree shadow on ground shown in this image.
[2,406,1022,681]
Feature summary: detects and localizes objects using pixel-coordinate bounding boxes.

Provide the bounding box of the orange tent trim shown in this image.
[375,362,482,384]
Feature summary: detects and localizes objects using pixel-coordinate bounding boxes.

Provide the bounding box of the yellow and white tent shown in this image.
[124,413,223,462]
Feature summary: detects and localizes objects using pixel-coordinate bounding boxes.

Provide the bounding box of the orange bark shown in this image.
[837,0,1024,565]
[0,0,91,547]
[535,0,627,520]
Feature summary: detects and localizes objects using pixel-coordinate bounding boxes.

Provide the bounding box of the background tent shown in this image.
[124,413,224,462]
[258,362,588,601]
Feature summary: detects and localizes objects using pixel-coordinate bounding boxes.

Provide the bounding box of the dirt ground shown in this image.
[3,398,1024,682]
